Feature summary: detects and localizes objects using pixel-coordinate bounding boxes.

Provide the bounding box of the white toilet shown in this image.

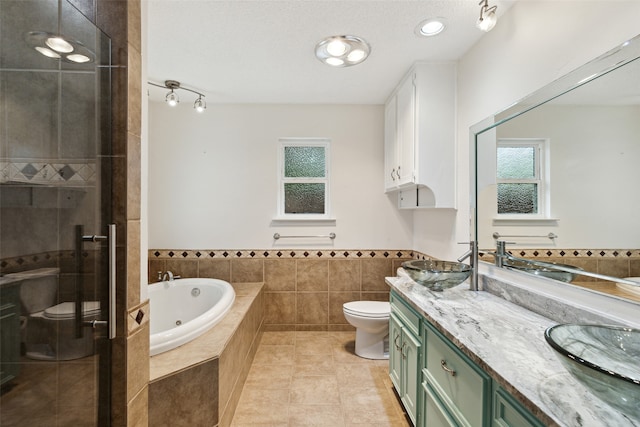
[9,268,101,361]
[343,301,391,359]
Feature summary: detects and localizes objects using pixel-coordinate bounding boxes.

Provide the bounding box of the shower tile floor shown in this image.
[0,355,97,426]
[231,331,411,427]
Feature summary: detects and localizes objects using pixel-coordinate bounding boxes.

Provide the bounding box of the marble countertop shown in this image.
[386,275,639,427]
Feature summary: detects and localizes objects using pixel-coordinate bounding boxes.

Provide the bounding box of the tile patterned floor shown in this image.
[231,331,411,427]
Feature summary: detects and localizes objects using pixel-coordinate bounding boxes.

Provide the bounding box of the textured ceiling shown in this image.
[147,0,514,105]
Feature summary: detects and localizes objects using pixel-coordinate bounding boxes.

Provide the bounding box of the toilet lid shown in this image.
[343,301,390,318]
[44,301,101,319]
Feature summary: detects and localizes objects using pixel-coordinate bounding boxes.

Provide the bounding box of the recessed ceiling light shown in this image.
[415,18,447,37]
[315,35,371,67]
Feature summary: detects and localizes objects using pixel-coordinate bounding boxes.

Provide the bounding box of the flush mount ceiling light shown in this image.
[415,18,447,37]
[148,80,207,112]
[315,35,371,67]
[476,0,498,32]
[25,31,94,63]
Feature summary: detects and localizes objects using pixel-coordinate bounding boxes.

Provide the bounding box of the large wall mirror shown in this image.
[472,33,640,303]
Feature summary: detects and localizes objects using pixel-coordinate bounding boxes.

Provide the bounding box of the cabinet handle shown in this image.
[401,342,407,359]
[440,359,456,377]
[396,166,401,179]
[391,169,396,181]
[394,332,401,350]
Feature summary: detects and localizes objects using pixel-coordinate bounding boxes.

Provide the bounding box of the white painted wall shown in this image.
[147,1,640,257]
[414,0,640,261]
[148,103,413,249]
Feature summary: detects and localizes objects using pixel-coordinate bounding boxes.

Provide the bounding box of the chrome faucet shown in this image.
[457,241,479,291]
[158,271,180,282]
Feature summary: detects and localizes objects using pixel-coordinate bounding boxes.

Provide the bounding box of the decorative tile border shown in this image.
[478,248,640,261]
[0,159,96,186]
[149,249,416,260]
[0,250,77,272]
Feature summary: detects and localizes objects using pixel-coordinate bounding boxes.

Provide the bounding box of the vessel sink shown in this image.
[401,259,471,292]
[544,324,640,420]
[504,258,583,283]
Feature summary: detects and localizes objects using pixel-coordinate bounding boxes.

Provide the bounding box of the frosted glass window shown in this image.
[497,183,538,214]
[285,147,325,178]
[278,139,330,218]
[496,139,547,216]
[284,183,325,214]
[497,147,535,179]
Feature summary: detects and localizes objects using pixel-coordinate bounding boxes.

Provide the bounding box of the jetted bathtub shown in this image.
[149,278,235,356]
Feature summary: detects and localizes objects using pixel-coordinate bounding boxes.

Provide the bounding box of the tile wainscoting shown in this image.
[148,249,416,331]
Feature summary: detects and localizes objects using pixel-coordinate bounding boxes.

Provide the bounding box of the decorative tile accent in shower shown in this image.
[150,249,415,259]
[0,159,96,186]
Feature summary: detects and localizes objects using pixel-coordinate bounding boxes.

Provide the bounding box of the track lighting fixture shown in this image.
[148,80,207,112]
[476,0,498,32]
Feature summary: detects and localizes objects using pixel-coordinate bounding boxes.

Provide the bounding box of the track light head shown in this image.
[194,96,206,113]
[165,90,179,106]
[476,0,498,32]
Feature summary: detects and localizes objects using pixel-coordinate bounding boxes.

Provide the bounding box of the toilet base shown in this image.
[354,329,389,360]
[24,313,98,361]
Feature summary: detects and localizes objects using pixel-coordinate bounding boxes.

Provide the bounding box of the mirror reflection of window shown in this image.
[496,138,549,217]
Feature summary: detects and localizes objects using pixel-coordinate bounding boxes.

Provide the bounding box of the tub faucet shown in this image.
[158,271,180,282]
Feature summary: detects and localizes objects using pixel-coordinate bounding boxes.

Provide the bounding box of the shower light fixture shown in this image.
[315,35,370,67]
[476,0,498,32]
[26,31,95,63]
[148,80,207,112]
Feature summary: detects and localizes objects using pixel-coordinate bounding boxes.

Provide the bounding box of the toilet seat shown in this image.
[343,301,390,318]
[43,301,101,319]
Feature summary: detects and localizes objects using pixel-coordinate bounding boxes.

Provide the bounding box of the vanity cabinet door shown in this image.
[423,322,491,427]
[401,325,421,424]
[492,385,545,427]
[389,313,403,391]
[422,381,460,427]
[0,285,21,386]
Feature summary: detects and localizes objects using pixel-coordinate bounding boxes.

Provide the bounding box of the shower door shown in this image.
[0,0,112,425]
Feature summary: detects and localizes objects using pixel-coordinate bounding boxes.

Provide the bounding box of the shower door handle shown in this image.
[106,224,116,339]
[81,224,116,339]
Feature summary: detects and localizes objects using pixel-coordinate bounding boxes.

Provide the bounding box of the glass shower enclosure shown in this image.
[0,1,112,425]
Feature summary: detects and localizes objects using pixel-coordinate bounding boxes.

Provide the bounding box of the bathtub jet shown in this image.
[148,278,235,356]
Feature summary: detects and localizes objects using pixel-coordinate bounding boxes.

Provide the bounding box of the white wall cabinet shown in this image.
[384,62,457,209]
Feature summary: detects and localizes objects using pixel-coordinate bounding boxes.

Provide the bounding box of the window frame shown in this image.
[495,138,550,220]
[277,138,331,220]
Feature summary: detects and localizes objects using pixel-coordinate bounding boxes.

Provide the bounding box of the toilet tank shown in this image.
[6,268,60,314]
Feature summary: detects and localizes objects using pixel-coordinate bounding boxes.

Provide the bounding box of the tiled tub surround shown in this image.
[387,273,640,426]
[149,282,264,427]
[149,249,413,331]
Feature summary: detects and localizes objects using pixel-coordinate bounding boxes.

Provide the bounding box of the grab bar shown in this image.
[273,233,336,240]
[493,232,557,240]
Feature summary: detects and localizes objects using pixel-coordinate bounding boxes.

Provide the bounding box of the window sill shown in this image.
[492,217,558,226]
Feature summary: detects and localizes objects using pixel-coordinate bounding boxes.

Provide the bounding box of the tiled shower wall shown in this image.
[149,250,414,330]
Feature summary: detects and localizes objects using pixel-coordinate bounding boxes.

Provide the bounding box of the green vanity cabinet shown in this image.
[1,282,21,387]
[389,292,423,425]
[492,384,545,427]
[390,291,545,427]
[422,321,491,427]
